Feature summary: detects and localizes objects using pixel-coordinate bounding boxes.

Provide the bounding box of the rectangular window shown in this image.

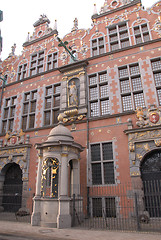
[91,142,115,185]
[21,90,37,130]
[151,58,161,105]
[92,197,116,218]
[30,51,44,76]
[17,63,27,80]
[91,36,105,57]
[1,96,17,133]
[108,22,130,52]
[133,23,151,44]
[89,72,110,117]
[119,63,145,111]
[46,52,58,71]
[44,83,61,126]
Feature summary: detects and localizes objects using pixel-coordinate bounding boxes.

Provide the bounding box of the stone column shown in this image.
[59,153,68,197]
[31,152,43,226]
[71,160,80,196]
[57,153,71,228]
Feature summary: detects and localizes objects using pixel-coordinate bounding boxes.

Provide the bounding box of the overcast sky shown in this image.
[0,0,157,60]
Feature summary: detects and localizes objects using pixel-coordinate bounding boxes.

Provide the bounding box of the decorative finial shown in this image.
[93,3,98,15]
[57,113,63,123]
[54,19,57,30]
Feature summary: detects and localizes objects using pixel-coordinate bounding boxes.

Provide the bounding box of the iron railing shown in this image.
[70,181,161,232]
[0,184,33,222]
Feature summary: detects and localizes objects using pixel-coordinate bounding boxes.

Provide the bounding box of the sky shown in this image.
[0,0,157,60]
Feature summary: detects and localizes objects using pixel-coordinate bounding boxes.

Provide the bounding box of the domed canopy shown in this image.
[45,122,74,143]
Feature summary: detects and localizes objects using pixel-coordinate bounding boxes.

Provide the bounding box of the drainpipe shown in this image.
[86,69,90,217]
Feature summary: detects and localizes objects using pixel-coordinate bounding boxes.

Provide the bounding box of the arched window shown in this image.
[41,158,59,198]
[132,19,152,44]
[46,48,58,70]
[91,33,106,57]
[140,150,161,217]
[17,60,28,81]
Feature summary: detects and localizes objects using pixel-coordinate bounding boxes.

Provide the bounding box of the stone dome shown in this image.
[46,122,74,142]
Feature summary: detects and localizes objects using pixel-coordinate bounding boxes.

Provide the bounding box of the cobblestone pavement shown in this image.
[0,220,161,240]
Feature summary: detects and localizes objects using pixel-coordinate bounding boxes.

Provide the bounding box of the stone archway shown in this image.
[140,150,161,217]
[2,163,23,212]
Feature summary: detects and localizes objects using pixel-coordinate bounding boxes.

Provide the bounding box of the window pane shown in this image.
[132,77,142,91]
[30,101,36,112]
[25,93,30,101]
[46,86,53,96]
[100,84,108,98]
[122,95,132,111]
[92,163,102,185]
[92,198,102,217]
[102,143,113,160]
[151,59,161,70]
[54,96,60,107]
[104,162,115,184]
[89,75,97,85]
[120,79,130,93]
[10,107,15,117]
[44,111,51,125]
[154,73,161,87]
[105,198,116,218]
[130,65,140,75]
[54,85,60,94]
[92,39,97,47]
[45,98,51,109]
[136,35,142,44]
[29,114,35,128]
[99,73,107,83]
[90,87,98,100]
[22,116,27,130]
[8,119,14,131]
[157,89,161,105]
[134,92,145,109]
[121,39,129,48]
[90,102,99,116]
[101,100,110,115]
[143,33,150,42]
[4,109,9,119]
[2,121,7,133]
[91,144,101,162]
[23,103,29,114]
[119,67,128,77]
[53,109,59,124]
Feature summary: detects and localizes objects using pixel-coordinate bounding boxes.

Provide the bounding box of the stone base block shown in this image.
[31,212,41,226]
[57,214,71,229]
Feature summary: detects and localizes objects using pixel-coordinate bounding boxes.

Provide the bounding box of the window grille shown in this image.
[89,72,110,117]
[119,63,145,111]
[90,142,115,185]
[108,22,130,52]
[21,91,37,130]
[133,22,151,44]
[151,58,161,105]
[46,52,58,70]
[44,83,61,126]
[17,63,27,81]
[30,51,44,76]
[91,36,105,56]
[1,96,17,134]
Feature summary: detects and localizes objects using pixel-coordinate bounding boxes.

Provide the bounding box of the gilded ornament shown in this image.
[155,139,161,147]
[144,143,150,152]
[129,142,135,152]
[136,154,142,161]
